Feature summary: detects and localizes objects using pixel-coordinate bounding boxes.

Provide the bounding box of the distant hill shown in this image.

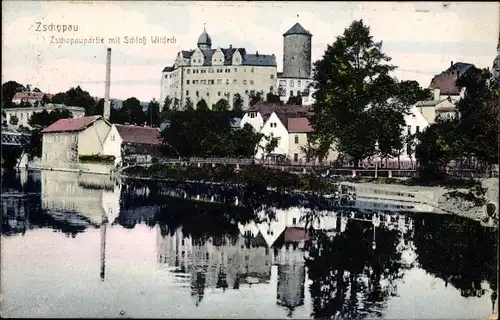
[110,99,149,109]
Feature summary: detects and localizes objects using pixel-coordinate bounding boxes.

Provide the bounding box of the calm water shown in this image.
[1,170,498,319]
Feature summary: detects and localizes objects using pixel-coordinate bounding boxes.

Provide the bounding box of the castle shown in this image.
[160,22,316,111]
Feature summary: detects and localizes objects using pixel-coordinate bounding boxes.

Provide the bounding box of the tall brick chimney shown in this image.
[104,48,112,121]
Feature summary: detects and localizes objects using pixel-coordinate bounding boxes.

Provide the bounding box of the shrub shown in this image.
[79,154,115,165]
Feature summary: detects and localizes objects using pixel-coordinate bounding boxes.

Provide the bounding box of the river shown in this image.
[1,170,498,319]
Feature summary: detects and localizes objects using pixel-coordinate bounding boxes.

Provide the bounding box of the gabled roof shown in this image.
[283,23,312,37]
[429,73,461,95]
[435,105,457,113]
[115,124,163,145]
[41,115,103,133]
[442,62,474,77]
[248,102,312,119]
[287,117,313,133]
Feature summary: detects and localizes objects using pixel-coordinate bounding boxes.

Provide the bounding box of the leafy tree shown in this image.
[9,115,19,126]
[2,80,25,105]
[396,80,432,105]
[266,92,282,104]
[247,90,264,107]
[310,20,413,167]
[213,99,230,112]
[300,134,319,162]
[51,86,96,113]
[286,95,302,105]
[227,124,263,157]
[233,93,244,112]
[196,99,210,111]
[146,99,161,126]
[119,97,146,125]
[262,135,279,158]
[185,98,194,111]
[87,98,104,116]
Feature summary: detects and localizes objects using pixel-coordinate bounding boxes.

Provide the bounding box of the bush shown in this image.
[79,154,115,165]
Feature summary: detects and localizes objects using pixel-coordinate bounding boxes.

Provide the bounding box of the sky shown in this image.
[2,1,499,102]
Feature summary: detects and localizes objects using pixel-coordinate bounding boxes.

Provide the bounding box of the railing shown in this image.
[1,132,30,146]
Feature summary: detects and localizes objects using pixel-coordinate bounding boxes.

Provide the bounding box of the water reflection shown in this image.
[1,170,497,319]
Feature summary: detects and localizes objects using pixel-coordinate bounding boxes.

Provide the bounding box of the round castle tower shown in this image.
[282,22,312,79]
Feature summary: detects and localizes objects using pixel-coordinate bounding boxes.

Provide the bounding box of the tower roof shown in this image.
[283,23,312,37]
[197,25,212,47]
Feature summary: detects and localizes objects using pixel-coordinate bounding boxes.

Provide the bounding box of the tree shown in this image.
[196,99,210,111]
[185,98,194,111]
[233,93,244,112]
[9,115,19,126]
[300,133,319,162]
[33,87,42,93]
[119,97,146,125]
[266,92,282,104]
[87,98,104,117]
[2,81,25,105]
[262,135,279,159]
[227,124,264,157]
[51,86,96,114]
[213,99,230,112]
[248,90,264,107]
[286,95,302,105]
[146,99,161,126]
[310,20,412,167]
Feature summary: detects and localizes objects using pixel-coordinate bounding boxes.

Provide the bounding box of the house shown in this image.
[102,124,164,166]
[11,91,53,105]
[428,61,474,103]
[41,115,111,168]
[414,97,455,124]
[435,104,460,122]
[287,117,314,163]
[240,101,311,132]
[2,103,85,128]
[399,105,429,162]
[256,111,291,159]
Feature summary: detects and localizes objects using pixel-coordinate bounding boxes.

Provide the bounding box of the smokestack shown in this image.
[104,48,112,121]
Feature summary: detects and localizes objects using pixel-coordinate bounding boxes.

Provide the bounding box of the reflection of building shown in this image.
[277,262,306,317]
[41,170,120,224]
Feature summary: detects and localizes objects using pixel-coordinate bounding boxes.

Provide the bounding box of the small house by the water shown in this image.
[41,115,111,168]
[102,124,164,166]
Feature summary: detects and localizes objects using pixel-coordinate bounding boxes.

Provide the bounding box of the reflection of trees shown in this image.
[305,219,407,319]
[414,212,498,304]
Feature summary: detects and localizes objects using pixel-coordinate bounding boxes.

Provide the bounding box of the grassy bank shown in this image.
[123,164,339,193]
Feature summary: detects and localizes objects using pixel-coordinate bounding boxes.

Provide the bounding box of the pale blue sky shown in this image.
[2,1,498,101]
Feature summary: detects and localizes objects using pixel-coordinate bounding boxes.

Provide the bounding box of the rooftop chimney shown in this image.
[450,61,454,68]
[104,48,112,121]
[229,44,232,49]
[256,51,259,56]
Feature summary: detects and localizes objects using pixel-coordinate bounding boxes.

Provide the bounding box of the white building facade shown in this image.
[400,105,429,162]
[256,111,290,159]
[160,27,277,111]
[3,104,85,129]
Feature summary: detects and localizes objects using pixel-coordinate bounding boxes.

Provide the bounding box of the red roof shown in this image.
[287,117,313,133]
[436,106,456,113]
[41,115,102,133]
[115,124,162,145]
[429,73,461,95]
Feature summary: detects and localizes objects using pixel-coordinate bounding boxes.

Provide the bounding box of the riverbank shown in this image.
[123,164,499,225]
[122,164,339,194]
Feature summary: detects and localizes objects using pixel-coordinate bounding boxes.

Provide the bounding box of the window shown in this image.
[298,80,302,87]
[186,90,189,96]
[206,92,209,96]
[297,90,301,96]
[226,79,229,85]
[270,74,275,79]
[218,91,221,96]
[186,80,190,84]
[290,80,294,87]
[290,90,294,96]
[196,91,199,96]
[416,126,420,133]
[243,80,247,85]
[217,79,222,84]
[225,69,231,73]
[233,79,237,84]
[250,80,254,85]
[279,80,286,86]
[201,80,207,84]
[249,112,257,118]
[164,74,168,79]
[292,218,297,225]
[251,68,255,73]
[201,69,206,74]
[234,68,238,72]
[186,69,191,74]
[245,90,249,94]
[294,135,299,144]
[209,68,214,73]
[270,122,277,128]
[407,125,411,135]
[110,134,115,142]
[209,79,214,85]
